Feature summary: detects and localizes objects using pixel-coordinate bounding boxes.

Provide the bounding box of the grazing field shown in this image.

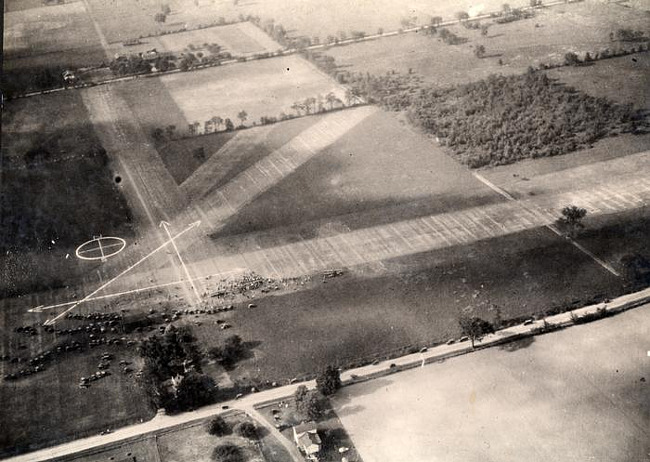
[332,303,650,462]
[547,53,650,109]
[108,21,281,59]
[326,2,650,87]
[0,91,133,297]
[215,109,500,240]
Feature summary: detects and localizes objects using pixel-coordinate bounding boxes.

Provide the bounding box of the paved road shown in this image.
[9,288,649,462]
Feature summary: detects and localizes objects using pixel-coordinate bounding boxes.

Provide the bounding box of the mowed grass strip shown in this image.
[214,109,501,242]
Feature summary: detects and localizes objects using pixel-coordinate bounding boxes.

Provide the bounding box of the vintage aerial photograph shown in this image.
[1,0,649,461]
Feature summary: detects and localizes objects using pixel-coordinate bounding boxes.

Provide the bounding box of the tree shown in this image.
[212,444,244,462]
[325,92,337,110]
[564,52,581,66]
[161,4,171,14]
[431,16,443,27]
[474,45,486,58]
[235,421,258,440]
[212,116,223,131]
[220,334,244,366]
[481,24,489,36]
[502,3,511,14]
[154,12,167,23]
[207,416,230,436]
[294,384,309,407]
[193,147,206,160]
[151,128,164,141]
[456,11,470,22]
[237,110,248,126]
[557,205,587,237]
[458,315,495,348]
[303,391,327,420]
[224,118,235,131]
[316,365,342,396]
[174,372,217,411]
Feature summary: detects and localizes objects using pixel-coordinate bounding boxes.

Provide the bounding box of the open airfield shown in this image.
[331,302,650,462]
[2,0,650,458]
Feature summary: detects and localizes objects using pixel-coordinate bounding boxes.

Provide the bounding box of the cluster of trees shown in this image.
[611,28,647,42]
[493,4,536,24]
[407,70,640,167]
[439,28,467,45]
[343,71,421,111]
[138,326,216,412]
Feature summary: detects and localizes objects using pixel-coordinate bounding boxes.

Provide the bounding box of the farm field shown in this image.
[85,0,535,46]
[332,302,650,462]
[325,2,650,88]
[108,21,281,58]
[3,0,106,94]
[119,54,346,134]
[212,108,501,241]
[0,91,134,297]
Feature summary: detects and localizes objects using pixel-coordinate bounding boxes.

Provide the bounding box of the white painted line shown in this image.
[42,221,201,324]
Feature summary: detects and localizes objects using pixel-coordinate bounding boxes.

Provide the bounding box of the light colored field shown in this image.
[160,54,347,127]
[332,303,650,462]
[3,1,101,57]
[108,21,281,58]
[326,2,650,87]
[87,0,533,45]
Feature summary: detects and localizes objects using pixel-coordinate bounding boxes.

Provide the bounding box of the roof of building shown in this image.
[293,421,318,434]
[298,431,322,453]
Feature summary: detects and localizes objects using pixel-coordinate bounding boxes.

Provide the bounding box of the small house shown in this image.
[293,421,321,460]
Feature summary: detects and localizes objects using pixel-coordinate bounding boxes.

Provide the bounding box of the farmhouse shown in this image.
[293,421,322,460]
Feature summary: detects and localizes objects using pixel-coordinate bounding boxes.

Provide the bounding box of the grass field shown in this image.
[325,2,650,88]
[214,109,500,241]
[108,21,281,59]
[0,342,153,458]
[192,222,627,385]
[547,53,650,109]
[332,302,650,462]
[0,91,134,297]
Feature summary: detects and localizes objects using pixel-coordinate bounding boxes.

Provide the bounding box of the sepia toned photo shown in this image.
[1,0,649,461]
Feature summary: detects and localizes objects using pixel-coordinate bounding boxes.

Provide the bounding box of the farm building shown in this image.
[293,421,321,460]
